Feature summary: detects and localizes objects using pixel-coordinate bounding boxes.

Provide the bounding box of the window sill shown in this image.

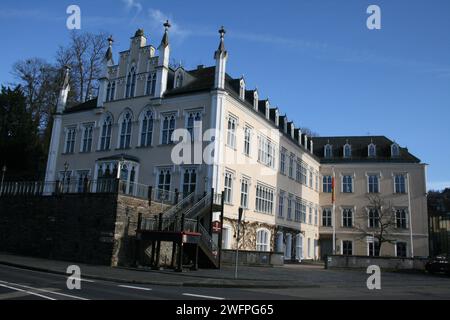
[96,149,111,153]
[115,147,132,151]
[61,152,75,155]
[79,151,92,154]
[136,145,153,149]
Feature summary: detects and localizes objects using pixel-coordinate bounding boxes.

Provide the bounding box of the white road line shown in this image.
[0,284,56,300]
[0,265,95,283]
[182,293,225,300]
[0,280,89,300]
[118,285,152,291]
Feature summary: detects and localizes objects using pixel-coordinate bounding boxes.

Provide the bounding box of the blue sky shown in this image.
[0,0,449,190]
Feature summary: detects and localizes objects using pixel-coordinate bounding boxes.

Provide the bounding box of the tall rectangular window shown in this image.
[256,184,274,214]
[226,116,237,148]
[368,208,380,228]
[278,191,285,218]
[314,207,318,225]
[244,127,251,156]
[258,136,275,168]
[182,168,197,197]
[240,178,249,209]
[309,171,313,188]
[65,127,76,154]
[287,195,293,220]
[394,174,407,194]
[140,111,153,147]
[342,175,353,193]
[157,169,171,198]
[323,176,332,193]
[301,165,307,185]
[146,72,156,96]
[81,124,93,153]
[368,175,379,193]
[280,149,286,174]
[224,172,233,204]
[289,155,294,178]
[396,242,407,257]
[295,199,301,222]
[368,239,380,257]
[308,206,312,224]
[342,241,353,255]
[396,208,408,229]
[322,208,332,227]
[342,208,353,228]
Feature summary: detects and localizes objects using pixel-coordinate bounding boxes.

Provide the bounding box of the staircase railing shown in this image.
[198,223,219,262]
[162,191,196,220]
[184,192,212,219]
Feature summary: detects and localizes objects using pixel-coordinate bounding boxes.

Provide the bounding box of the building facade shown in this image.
[44,24,429,261]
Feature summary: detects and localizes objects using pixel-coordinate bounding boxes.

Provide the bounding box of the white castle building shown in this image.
[44,23,429,261]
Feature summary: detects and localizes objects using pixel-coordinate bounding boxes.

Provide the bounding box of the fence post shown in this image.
[148,186,153,206]
[174,188,179,205]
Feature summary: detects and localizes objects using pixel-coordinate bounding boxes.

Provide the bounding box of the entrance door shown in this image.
[285,234,292,260]
[320,239,333,260]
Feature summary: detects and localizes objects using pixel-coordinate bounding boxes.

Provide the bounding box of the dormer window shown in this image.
[239,79,245,100]
[368,143,376,158]
[265,101,269,119]
[391,143,400,158]
[343,144,352,158]
[175,72,183,88]
[253,91,258,110]
[324,144,333,158]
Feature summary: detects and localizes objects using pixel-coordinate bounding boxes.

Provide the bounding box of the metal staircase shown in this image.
[139,190,224,269]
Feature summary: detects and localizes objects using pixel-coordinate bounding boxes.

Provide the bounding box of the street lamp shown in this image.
[234,207,244,279]
[1,165,6,193]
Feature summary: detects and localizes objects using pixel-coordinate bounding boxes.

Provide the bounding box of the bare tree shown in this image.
[11,58,60,131]
[355,194,397,255]
[56,31,108,103]
[300,127,320,137]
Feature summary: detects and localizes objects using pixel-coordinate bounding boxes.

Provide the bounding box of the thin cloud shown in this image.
[122,0,143,14]
[428,181,450,191]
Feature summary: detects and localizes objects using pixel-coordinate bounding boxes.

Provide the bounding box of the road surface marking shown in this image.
[118,285,152,291]
[0,284,56,300]
[0,280,89,300]
[182,293,225,300]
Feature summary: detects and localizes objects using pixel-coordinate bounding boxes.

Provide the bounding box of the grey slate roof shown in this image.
[312,136,420,163]
[64,98,98,114]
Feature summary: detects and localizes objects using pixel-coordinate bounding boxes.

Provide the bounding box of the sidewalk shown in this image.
[0,253,321,288]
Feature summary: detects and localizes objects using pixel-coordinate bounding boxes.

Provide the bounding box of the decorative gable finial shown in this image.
[160,20,171,47]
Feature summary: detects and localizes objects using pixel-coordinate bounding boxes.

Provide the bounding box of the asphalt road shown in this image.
[1,263,450,300]
[0,264,295,300]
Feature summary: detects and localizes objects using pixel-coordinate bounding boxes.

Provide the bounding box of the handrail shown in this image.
[162,191,196,219]
[198,223,219,260]
[184,193,212,219]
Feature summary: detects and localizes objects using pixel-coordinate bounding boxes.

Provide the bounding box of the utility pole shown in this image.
[234,207,243,279]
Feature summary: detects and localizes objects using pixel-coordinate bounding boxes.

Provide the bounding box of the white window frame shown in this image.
[80,123,94,153]
[226,115,237,149]
[64,126,77,154]
[341,174,354,193]
[118,110,133,149]
[240,177,249,209]
[256,228,270,252]
[223,171,234,204]
[160,113,176,145]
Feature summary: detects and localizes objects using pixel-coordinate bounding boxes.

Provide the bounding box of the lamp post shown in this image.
[1,165,6,193]
[234,207,243,279]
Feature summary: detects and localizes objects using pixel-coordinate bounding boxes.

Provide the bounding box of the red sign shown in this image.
[212,221,222,233]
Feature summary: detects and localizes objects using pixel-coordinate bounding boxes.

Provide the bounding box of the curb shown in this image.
[0,260,312,289]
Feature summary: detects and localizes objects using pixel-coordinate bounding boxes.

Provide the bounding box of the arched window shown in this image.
[161,114,176,145]
[324,144,332,158]
[186,111,202,142]
[182,168,197,196]
[146,72,156,96]
[391,143,400,158]
[343,144,352,158]
[256,229,270,252]
[126,67,136,98]
[157,169,171,200]
[99,114,113,151]
[119,111,132,149]
[368,143,376,157]
[140,110,153,147]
